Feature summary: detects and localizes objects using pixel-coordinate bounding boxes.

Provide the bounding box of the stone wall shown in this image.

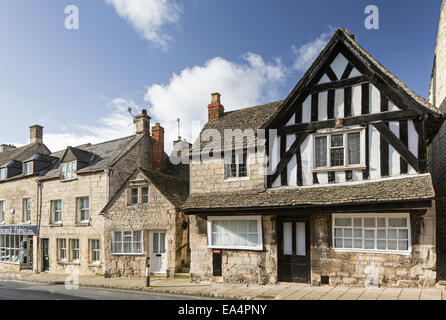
[103,170,188,277]
[189,215,277,285]
[38,172,108,275]
[189,150,266,194]
[309,207,437,287]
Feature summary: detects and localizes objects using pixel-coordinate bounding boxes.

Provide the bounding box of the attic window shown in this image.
[0,169,6,180]
[61,161,77,181]
[224,149,248,179]
[23,162,33,176]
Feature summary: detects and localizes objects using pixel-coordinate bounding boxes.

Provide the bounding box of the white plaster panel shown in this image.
[302,95,311,123]
[318,74,331,84]
[408,120,418,174]
[300,136,312,186]
[331,53,349,80]
[389,121,400,177]
[335,171,346,183]
[287,155,297,187]
[369,125,381,180]
[317,172,328,185]
[350,68,362,78]
[370,84,381,114]
[334,89,344,119]
[352,85,362,116]
[318,91,328,121]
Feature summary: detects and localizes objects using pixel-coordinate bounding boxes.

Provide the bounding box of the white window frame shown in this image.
[69,239,80,262]
[111,230,143,255]
[332,213,412,255]
[51,200,62,224]
[207,216,263,251]
[312,128,366,172]
[129,188,139,205]
[224,149,250,181]
[77,197,89,223]
[58,238,67,262]
[23,162,33,176]
[23,198,31,223]
[89,239,100,263]
[141,186,149,204]
[61,161,77,181]
[0,168,6,180]
[0,201,4,223]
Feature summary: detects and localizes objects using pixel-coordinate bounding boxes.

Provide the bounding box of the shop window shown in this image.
[0,235,29,264]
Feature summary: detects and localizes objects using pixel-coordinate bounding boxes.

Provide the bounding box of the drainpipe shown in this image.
[35,180,43,274]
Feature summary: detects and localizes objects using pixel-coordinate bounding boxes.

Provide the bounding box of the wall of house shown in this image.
[271,53,421,188]
[0,177,38,272]
[103,171,187,277]
[108,135,152,199]
[38,172,107,275]
[429,1,446,280]
[309,206,437,287]
[189,150,265,194]
[189,215,278,285]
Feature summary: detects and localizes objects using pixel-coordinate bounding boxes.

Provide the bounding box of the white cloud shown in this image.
[44,98,139,152]
[291,29,333,72]
[144,53,286,151]
[105,0,181,50]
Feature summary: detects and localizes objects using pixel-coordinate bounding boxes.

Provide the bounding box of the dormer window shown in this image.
[61,161,77,181]
[23,162,33,176]
[0,169,6,180]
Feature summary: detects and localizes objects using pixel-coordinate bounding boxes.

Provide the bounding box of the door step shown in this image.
[174,273,190,279]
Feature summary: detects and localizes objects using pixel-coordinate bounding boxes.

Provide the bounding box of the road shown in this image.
[0,279,199,300]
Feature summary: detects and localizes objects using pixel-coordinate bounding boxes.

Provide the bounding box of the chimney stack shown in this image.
[208,92,224,121]
[135,109,151,136]
[30,125,43,144]
[151,123,165,171]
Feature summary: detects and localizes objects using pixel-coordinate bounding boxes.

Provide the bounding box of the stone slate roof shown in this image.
[192,101,283,154]
[139,168,189,209]
[183,175,434,212]
[0,143,51,167]
[39,135,142,180]
[62,146,96,164]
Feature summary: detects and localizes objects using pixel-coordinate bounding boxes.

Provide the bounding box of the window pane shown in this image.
[296,222,306,256]
[141,187,149,203]
[398,230,409,240]
[335,218,351,227]
[353,218,362,227]
[354,239,362,249]
[388,229,397,240]
[344,229,352,238]
[399,241,408,251]
[365,230,375,239]
[153,233,158,254]
[315,137,327,167]
[377,240,386,250]
[377,229,386,239]
[160,233,166,253]
[344,239,352,248]
[330,148,344,167]
[389,218,407,228]
[377,218,386,228]
[334,228,343,237]
[331,135,343,147]
[364,218,376,228]
[248,220,257,233]
[335,238,343,248]
[248,234,258,246]
[365,240,374,249]
[354,229,362,238]
[114,232,122,242]
[388,240,397,250]
[347,133,361,165]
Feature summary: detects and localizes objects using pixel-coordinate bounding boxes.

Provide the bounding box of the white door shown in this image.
[151,231,167,274]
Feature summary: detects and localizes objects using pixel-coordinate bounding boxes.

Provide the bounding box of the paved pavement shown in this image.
[0,279,199,300]
[0,272,444,300]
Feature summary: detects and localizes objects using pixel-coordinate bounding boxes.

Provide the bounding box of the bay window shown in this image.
[313,129,364,170]
[207,216,263,250]
[333,214,411,254]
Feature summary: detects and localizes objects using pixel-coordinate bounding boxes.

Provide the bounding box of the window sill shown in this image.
[224,177,250,182]
[57,261,80,265]
[75,222,90,227]
[311,166,366,173]
[49,223,63,227]
[60,178,78,182]
[333,248,412,256]
[88,263,101,267]
[207,245,263,252]
[111,253,144,256]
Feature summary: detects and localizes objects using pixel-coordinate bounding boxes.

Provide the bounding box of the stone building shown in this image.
[101,167,189,278]
[429,0,446,280]
[0,109,190,276]
[184,28,445,287]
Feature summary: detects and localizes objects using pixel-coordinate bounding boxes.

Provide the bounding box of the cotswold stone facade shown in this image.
[102,169,189,277]
[184,28,444,287]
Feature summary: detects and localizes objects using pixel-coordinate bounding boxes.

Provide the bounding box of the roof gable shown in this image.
[267,28,444,138]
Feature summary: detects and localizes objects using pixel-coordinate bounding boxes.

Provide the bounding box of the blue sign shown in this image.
[0,225,37,235]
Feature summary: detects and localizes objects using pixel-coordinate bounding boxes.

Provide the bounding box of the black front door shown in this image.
[278,218,310,283]
[42,239,49,272]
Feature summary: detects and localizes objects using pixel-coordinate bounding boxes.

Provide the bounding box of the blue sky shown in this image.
[0,0,442,152]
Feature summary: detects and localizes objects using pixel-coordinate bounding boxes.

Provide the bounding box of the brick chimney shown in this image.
[151,123,165,171]
[208,92,224,121]
[30,125,43,144]
[135,109,151,136]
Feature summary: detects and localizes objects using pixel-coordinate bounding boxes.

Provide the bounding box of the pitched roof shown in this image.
[0,143,51,167]
[183,175,434,212]
[192,100,283,153]
[61,147,96,164]
[39,135,142,180]
[138,168,189,209]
